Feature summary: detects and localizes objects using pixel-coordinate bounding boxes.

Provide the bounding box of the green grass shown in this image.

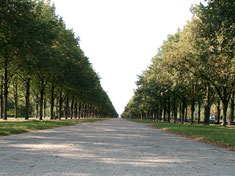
[128,119,235,149]
[0,118,109,136]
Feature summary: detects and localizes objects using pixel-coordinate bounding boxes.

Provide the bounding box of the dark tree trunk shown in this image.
[82,103,85,118]
[167,96,171,122]
[50,84,55,120]
[87,104,90,118]
[230,90,234,125]
[95,108,98,118]
[185,105,188,122]
[156,103,159,120]
[65,93,69,119]
[4,66,8,120]
[39,79,44,121]
[163,104,166,122]
[191,86,195,125]
[35,95,39,118]
[25,78,30,120]
[204,85,210,125]
[70,97,74,119]
[80,103,83,118]
[0,73,3,119]
[219,86,230,126]
[179,103,182,122]
[14,83,18,119]
[182,103,185,124]
[216,100,221,124]
[173,99,177,123]
[58,91,63,120]
[44,95,47,118]
[182,98,186,124]
[222,99,228,126]
[85,104,88,118]
[159,105,162,121]
[198,102,201,123]
[55,97,59,118]
[149,111,151,120]
[78,102,81,118]
[74,100,78,119]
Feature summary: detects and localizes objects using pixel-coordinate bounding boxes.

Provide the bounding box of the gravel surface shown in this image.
[0,118,234,176]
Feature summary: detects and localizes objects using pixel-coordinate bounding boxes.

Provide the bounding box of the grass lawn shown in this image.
[0,118,109,136]
[128,119,235,150]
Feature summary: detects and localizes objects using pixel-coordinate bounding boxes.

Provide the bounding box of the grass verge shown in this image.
[0,118,109,136]
[128,119,235,151]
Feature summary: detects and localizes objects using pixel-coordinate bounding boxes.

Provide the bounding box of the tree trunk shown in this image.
[173,99,177,123]
[25,78,30,120]
[0,73,3,119]
[4,66,8,120]
[159,105,162,121]
[65,93,69,119]
[163,107,166,122]
[14,83,18,119]
[70,97,74,119]
[163,101,166,122]
[167,96,171,122]
[216,100,221,124]
[230,90,234,125]
[222,99,228,126]
[191,99,195,124]
[35,95,39,118]
[198,102,201,123]
[39,79,44,121]
[74,100,78,119]
[191,86,195,125]
[156,103,159,120]
[58,91,63,120]
[78,102,81,118]
[182,98,186,124]
[185,105,188,122]
[95,108,98,118]
[43,95,47,118]
[50,84,55,120]
[204,85,210,124]
[179,103,182,122]
[85,104,88,118]
[55,97,59,119]
[221,85,230,126]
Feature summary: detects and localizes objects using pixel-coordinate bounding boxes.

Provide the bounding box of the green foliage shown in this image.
[7,104,33,117]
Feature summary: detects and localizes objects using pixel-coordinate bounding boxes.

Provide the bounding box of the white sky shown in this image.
[51,0,204,115]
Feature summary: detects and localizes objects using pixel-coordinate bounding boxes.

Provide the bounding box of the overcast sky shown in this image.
[51,0,204,115]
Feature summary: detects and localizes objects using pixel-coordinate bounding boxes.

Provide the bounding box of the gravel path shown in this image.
[0,118,234,176]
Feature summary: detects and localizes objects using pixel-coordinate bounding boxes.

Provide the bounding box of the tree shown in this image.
[191,0,235,125]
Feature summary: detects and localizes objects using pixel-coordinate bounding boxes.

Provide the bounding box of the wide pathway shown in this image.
[0,118,234,176]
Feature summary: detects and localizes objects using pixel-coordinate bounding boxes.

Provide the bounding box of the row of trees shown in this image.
[0,0,118,120]
[122,0,234,126]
